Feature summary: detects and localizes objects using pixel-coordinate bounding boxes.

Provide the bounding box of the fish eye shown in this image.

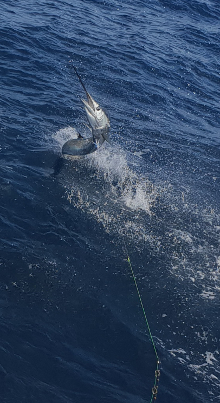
[96,107,100,111]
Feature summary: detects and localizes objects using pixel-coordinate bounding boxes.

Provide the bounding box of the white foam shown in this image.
[200,290,216,300]
[61,139,160,245]
[89,145,157,214]
[205,352,217,365]
[168,348,187,356]
[53,127,220,305]
[52,126,79,150]
[172,230,193,244]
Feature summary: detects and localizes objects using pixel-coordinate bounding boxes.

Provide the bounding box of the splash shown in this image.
[62,139,160,247]
[53,128,220,300]
[51,127,163,247]
[52,127,220,400]
[52,126,79,150]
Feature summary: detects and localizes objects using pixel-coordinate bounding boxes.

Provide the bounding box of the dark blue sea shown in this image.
[1,0,220,402]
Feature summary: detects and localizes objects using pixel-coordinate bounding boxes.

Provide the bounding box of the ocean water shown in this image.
[0,0,220,402]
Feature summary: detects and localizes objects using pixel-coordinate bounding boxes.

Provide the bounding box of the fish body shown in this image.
[92,125,110,145]
[73,66,110,145]
[62,137,97,156]
[60,66,110,159]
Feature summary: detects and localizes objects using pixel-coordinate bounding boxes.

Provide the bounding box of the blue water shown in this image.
[0,0,220,402]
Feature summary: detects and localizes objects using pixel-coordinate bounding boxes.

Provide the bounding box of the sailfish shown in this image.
[62,65,110,157]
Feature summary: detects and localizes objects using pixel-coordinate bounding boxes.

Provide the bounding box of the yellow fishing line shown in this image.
[126,256,160,402]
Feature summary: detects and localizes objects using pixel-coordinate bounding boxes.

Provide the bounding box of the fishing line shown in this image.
[67,59,160,400]
[125,253,160,402]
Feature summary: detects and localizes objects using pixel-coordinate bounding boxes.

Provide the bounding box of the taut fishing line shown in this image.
[64,63,160,400]
[125,251,160,402]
